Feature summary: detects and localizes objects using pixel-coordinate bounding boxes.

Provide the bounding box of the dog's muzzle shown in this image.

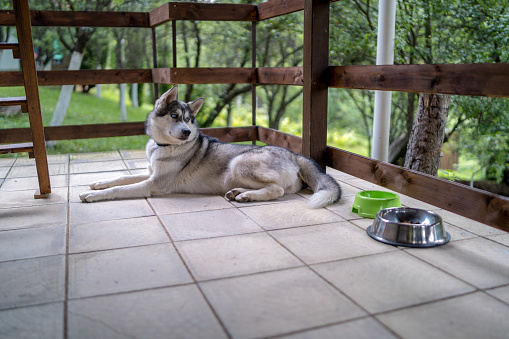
[177,128,191,140]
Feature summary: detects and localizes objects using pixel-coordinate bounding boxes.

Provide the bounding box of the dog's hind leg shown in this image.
[226,184,284,203]
[89,172,151,190]
[225,188,250,200]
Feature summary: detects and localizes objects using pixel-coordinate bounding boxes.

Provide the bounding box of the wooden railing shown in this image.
[1,0,508,230]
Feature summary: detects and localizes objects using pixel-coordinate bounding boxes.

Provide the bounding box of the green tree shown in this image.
[257,12,304,130]
[329,0,508,183]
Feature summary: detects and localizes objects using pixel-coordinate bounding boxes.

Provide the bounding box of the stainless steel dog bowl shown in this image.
[366,207,450,248]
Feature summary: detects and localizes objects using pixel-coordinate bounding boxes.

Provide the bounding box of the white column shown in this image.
[371,0,397,161]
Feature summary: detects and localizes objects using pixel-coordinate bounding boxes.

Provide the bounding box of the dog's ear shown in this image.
[156,85,178,110]
[163,85,178,105]
[188,97,204,116]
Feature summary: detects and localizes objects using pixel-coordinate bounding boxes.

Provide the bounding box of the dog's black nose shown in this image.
[182,129,191,136]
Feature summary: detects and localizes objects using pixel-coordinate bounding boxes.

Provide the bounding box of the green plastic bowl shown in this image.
[351,190,401,219]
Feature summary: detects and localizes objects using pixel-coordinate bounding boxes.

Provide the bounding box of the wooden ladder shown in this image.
[0,0,51,198]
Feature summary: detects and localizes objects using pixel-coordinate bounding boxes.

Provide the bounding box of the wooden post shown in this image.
[302,0,329,168]
[13,0,51,197]
[251,21,257,145]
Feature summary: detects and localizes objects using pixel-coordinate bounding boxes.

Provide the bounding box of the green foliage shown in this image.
[327,0,509,182]
[452,96,509,183]
[329,1,377,65]
[439,169,458,182]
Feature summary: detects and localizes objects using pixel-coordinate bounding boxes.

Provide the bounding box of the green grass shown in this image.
[437,156,485,182]
[0,85,151,154]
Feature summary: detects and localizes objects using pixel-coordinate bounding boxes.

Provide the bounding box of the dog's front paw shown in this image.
[89,181,112,190]
[80,190,105,203]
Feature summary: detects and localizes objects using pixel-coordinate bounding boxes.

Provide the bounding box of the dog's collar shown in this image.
[156,142,171,147]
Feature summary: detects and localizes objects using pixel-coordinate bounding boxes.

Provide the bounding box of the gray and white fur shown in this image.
[80,85,341,207]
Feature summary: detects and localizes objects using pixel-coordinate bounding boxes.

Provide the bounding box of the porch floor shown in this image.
[1,150,508,339]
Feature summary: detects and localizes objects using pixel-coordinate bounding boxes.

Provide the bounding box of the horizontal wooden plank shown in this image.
[258,67,304,85]
[0,71,23,86]
[257,126,302,154]
[0,96,27,112]
[152,67,304,85]
[0,42,19,58]
[4,65,506,94]
[0,10,18,26]
[326,146,509,231]
[0,96,26,106]
[0,42,18,49]
[201,126,257,143]
[0,10,149,27]
[257,0,304,21]
[150,2,257,26]
[1,1,345,27]
[0,142,33,154]
[0,69,153,87]
[0,123,256,144]
[0,122,146,143]
[329,64,509,98]
[257,0,339,20]
[152,67,256,85]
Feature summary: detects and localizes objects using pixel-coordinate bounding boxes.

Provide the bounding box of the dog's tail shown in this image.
[297,155,342,208]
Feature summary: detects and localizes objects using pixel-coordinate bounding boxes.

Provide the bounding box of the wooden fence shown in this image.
[1,0,508,230]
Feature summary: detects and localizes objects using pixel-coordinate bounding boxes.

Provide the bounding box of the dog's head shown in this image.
[146,85,204,145]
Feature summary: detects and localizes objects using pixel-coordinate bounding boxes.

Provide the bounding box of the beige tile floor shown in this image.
[1,150,509,339]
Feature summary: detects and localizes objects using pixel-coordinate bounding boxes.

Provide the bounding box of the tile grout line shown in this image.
[266,229,372,304]
[262,315,395,339]
[63,154,71,339]
[0,157,15,189]
[3,152,508,337]
[370,289,483,318]
[145,193,234,339]
[401,240,495,295]
[64,282,196,303]
[235,201,347,233]
[258,206,434,339]
[232,192,419,327]
[483,284,509,308]
[119,150,131,174]
[250,202,393,336]
[0,248,68,265]
[67,239,173,256]
[305,259,409,339]
[264,228,404,339]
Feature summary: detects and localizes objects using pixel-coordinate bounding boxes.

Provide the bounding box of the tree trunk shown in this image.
[119,83,127,122]
[404,93,451,175]
[131,83,139,108]
[49,50,83,127]
[226,104,232,127]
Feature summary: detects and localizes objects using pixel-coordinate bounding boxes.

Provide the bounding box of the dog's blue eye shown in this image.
[170,114,178,119]
[184,117,190,122]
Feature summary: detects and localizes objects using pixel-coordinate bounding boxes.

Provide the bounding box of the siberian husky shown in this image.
[80,86,341,207]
